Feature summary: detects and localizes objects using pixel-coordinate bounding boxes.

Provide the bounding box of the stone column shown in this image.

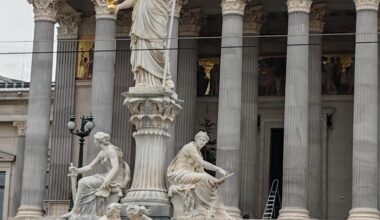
[216,0,245,218]
[121,88,182,219]
[112,10,134,166]
[278,1,312,219]
[175,8,203,152]
[87,0,117,166]
[348,0,380,219]
[10,122,27,217]
[15,0,58,218]
[166,0,184,165]
[45,9,81,216]
[239,5,263,219]
[307,3,326,220]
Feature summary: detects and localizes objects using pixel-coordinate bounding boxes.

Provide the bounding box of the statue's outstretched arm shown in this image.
[77,153,102,173]
[117,0,134,11]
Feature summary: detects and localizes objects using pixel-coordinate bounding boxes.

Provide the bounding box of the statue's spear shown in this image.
[162,0,177,87]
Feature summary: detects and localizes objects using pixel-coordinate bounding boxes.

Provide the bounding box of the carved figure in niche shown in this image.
[62,132,131,219]
[167,131,234,219]
[209,64,220,96]
[325,57,337,94]
[197,65,209,96]
[98,203,122,220]
[126,205,153,220]
[113,0,175,89]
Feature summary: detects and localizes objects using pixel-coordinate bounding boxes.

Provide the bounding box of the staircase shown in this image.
[262,179,281,219]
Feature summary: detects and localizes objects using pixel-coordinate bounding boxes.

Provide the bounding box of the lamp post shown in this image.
[66,114,95,170]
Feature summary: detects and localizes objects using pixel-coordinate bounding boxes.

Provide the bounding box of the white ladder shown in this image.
[262,179,281,219]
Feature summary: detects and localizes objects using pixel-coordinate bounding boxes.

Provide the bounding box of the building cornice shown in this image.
[27,0,60,22]
[92,0,117,20]
[179,8,203,37]
[286,0,312,13]
[243,5,265,35]
[221,0,246,16]
[354,0,380,11]
[309,3,327,33]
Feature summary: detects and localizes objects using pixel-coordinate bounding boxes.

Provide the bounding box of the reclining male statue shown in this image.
[167,131,234,219]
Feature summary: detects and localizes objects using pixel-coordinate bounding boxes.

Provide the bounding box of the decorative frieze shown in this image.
[92,0,117,20]
[221,0,246,16]
[354,0,380,11]
[286,0,312,13]
[27,0,60,22]
[179,8,203,37]
[13,121,27,136]
[309,3,327,33]
[243,5,265,35]
[116,10,132,37]
[56,12,81,39]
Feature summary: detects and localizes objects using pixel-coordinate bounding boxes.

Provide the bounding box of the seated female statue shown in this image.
[167,131,233,219]
[62,132,130,219]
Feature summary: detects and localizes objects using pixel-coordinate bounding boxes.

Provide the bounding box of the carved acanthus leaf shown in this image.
[221,0,246,15]
[354,0,380,11]
[92,0,117,19]
[179,8,203,37]
[309,3,327,33]
[28,0,61,22]
[57,12,81,39]
[13,121,27,136]
[286,0,312,13]
[243,5,265,35]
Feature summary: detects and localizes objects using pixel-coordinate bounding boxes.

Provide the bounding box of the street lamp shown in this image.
[67,114,95,169]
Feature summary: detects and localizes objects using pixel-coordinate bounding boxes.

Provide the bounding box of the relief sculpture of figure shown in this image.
[62,132,131,219]
[112,0,175,89]
[167,131,234,219]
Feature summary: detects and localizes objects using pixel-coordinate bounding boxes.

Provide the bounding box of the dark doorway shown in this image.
[269,128,284,218]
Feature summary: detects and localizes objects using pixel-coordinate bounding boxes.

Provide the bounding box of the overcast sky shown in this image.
[0,1,57,82]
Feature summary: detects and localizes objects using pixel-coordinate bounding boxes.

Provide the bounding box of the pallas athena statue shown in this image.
[167,131,234,219]
[62,132,130,219]
[110,0,175,89]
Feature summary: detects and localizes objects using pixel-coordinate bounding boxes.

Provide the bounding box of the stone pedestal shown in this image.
[121,87,182,219]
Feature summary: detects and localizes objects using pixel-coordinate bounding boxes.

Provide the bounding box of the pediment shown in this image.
[0,151,15,162]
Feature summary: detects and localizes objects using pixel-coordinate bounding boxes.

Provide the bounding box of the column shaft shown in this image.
[307,34,322,219]
[240,37,259,217]
[175,39,198,151]
[216,13,244,216]
[17,19,55,216]
[279,9,310,218]
[112,39,134,165]
[87,17,116,164]
[47,39,77,201]
[352,9,378,209]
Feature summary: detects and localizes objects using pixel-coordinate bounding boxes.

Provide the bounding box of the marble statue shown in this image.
[62,132,131,219]
[112,0,175,89]
[126,205,152,220]
[98,203,122,220]
[167,131,234,219]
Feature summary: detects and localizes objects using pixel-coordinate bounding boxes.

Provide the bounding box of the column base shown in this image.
[278,207,310,220]
[348,208,380,220]
[14,205,44,220]
[225,206,241,219]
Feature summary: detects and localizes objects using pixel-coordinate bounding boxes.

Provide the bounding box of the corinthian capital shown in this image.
[179,8,203,37]
[27,0,60,22]
[13,122,27,136]
[354,0,380,11]
[92,0,117,20]
[309,3,327,33]
[244,5,265,35]
[286,0,312,13]
[221,0,246,16]
[116,10,132,37]
[57,12,81,39]
[173,0,185,17]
